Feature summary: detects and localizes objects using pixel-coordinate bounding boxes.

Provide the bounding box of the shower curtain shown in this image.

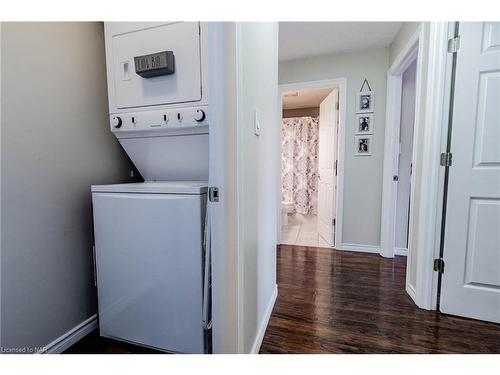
[281,116,319,215]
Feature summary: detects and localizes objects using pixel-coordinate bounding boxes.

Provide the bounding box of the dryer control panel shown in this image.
[110,107,209,138]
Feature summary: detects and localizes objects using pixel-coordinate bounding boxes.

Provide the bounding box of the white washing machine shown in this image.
[92,182,210,353]
[91,22,212,353]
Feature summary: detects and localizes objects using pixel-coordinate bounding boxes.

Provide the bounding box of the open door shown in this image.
[439,22,500,323]
[317,88,339,247]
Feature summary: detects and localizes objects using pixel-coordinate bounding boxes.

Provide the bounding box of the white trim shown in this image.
[338,243,380,254]
[277,78,347,249]
[382,23,453,310]
[381,24,427,311]
[381,24,422,260]
[406,282,417,301]
[250,285,277,354]
[234,22,245,354]
[405,27,426,303]
[380,73,403,254]
[38,314,97,354]
[0,22,3,349]
[207,22,241,353]
[389,31,420,76]
[395,247,408,256]
[208,22,225,353]
[414,22,454,310]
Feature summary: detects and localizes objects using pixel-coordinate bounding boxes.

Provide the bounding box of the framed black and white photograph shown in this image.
[354,135,372,156]
[355,113,374,134]
[356,91,374,113]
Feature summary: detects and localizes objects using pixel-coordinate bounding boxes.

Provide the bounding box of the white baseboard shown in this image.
[39,314,97,354]
[395,247,408,256]
[406,282,417,302]
[250,284,278,354]
[338,243,380,254]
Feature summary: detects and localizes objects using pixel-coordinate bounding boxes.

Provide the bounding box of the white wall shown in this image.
[0,22,134,352]
[235,22,279,353]
[395,60,417,250]
[279,48,389,247]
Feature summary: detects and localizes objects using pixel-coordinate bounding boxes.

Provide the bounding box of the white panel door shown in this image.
[317,89,339,247]
[440,22,500,323]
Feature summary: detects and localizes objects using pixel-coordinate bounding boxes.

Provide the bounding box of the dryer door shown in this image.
[108,22,202,109]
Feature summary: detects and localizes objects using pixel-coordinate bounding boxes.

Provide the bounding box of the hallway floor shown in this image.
[281,213,330,247]
[64,330,161,354]
[259,245,500,353]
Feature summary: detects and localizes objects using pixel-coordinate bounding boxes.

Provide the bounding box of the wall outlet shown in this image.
[254,108,261,136]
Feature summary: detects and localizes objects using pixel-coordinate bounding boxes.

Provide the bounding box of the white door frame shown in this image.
[0,23,3,349]
[380,26,422,264]
[381,22,455,309]
[414,22,456,310]
[277,78,347,248]
[207,22,240,353]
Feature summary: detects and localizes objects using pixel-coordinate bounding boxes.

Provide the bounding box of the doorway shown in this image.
[381,25,424,307]
[394,59,417,256]
[381,55,418,263]
[277,79,346,248]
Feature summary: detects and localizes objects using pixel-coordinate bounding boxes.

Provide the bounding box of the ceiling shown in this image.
[282,87,333,110]
[279,22,402,62]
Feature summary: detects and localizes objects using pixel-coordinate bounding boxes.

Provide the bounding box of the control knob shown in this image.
[194,109,206,122]
[111,116,122,128]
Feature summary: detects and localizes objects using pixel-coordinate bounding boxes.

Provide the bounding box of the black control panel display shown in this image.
[134,51,175,78]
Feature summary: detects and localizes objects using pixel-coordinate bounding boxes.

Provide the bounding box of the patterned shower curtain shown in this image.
[281,116,319,215]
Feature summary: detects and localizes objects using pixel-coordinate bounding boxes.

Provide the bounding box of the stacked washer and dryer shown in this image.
[91,22,212,353]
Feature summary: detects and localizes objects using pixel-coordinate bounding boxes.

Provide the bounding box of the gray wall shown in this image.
[279,48,389,247]
[1,22,134,352]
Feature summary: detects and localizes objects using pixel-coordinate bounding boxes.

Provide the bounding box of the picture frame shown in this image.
[355,113,374,134]
[354,135,372,156]
[356,91,374,113]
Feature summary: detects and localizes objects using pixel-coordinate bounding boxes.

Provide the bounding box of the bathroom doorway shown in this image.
[277,79,346,248]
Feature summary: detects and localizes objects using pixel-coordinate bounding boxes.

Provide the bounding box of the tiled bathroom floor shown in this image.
[281,213,331,248]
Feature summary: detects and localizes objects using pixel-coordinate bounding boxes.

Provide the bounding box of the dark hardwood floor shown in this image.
[64,330,162,354]
[66,244,500,354]
[259,245,500,354]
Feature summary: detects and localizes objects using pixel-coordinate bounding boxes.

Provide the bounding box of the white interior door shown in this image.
[317,88,339,247]
[440,22,500,323]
